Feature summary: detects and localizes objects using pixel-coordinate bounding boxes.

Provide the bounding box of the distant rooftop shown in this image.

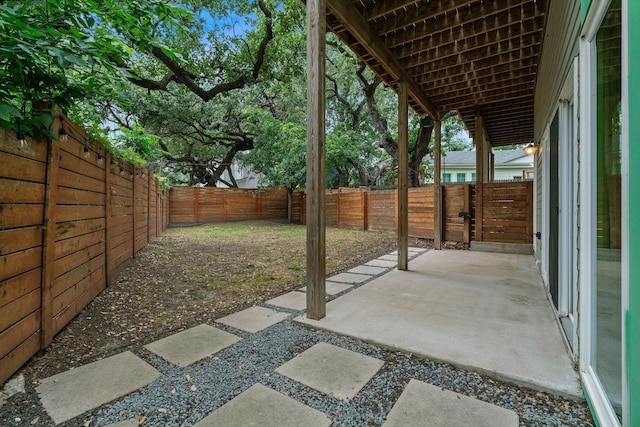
[429,149,532,166]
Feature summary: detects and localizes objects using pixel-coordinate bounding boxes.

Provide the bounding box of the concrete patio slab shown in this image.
[266,291,308,310]
[299,281,353,295]
[365,259,397,268]
[276,342,383,400]
[383,379,519,427]
[328,272,369,284]
[145,324,241,367]
[296,250,581,398]
[217,306,290,333]
[379,254,398,261]
[348,265,388,276]
[37,351,160,425]
[194,383,331,427]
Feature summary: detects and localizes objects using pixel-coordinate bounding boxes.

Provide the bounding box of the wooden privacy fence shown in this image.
[169,182,533,245]
[0,115,168,384]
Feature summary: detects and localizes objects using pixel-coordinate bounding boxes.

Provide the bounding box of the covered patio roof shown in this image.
[324,0,547,146]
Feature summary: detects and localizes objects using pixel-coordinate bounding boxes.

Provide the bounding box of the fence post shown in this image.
[132,166,136,257]
[194,187,200,223]
[463,183,471,248]
[147,170,152,240]
[105,152,113,285]
[362,187,368,231]
[41,116,61,349]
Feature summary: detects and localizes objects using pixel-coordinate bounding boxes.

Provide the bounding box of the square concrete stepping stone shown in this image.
[348,265,388,276]
[366,259,397,268]
[194,383,331,427]
[37,351,160,425]
[276,342,383,401]
[217,306,289,333]
[328,272,369,284]
[103,420,139,427]
[298,281,353,296]
[379,254,398,261]
[145,324,241,367]
[383,379,519,427]
[266,291,308,310]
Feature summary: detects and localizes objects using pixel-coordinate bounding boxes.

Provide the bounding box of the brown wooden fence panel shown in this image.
[325,191,338,227]
[408,187,434,238]
[481,181,533,243]
[367,190,396,234]
[49,121,106,338]
[149,175,157,238]
[108,162,134,279]
[0,129,47,385]
[443,184,466,242]
[169,187,196,223]
[259,188,288,219]
[134,168,149,253]
[198,188,226,223]
[225,189,258,222]
[336,189,366,230]
[0,114,169,384]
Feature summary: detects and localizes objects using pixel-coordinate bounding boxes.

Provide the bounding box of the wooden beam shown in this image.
[327,0,439,120]
[434,119,442,250]
[397,82,409,270]
[306,0,326,320]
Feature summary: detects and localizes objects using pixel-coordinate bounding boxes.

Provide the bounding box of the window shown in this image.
[442,173,451,183]
[592,0,622,420]
[471,173,476,182]
[456,173,466,182]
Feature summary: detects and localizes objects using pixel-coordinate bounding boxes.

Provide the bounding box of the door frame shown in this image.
[579,0,628,424]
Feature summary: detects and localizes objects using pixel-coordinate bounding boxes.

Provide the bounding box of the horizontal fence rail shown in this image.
[0,113,169,384]
[169,181,533,246]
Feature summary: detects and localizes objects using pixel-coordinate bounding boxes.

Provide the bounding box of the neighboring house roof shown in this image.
[428,149,533,166]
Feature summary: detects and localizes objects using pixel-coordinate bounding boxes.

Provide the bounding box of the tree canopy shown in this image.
[1,0,472,188]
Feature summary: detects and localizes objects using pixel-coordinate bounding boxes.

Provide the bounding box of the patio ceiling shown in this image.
[324,0,547,146]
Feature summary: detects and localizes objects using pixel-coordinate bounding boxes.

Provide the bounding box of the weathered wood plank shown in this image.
[0,310,40,360]
[0,204,44,229]
[0,329,39,384]
[0,150,47,183]
[0,178,45,203]
[0,248,42,282]
[0,227,43,256]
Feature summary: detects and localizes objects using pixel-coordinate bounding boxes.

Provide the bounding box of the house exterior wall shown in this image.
[535,0,639,425]
[441,166,531,183]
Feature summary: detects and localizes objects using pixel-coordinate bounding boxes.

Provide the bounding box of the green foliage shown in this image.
[0,0,189,135]
[244,108,306,190]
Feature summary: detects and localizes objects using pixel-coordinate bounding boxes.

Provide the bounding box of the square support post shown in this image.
[397,82,409,270]
[434,119,442,250]
[306,0,326,320]
[475,114,485,241]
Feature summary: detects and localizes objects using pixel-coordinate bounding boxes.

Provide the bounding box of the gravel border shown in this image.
[0,250,594,427]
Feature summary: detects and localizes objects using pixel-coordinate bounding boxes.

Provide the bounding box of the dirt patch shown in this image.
[21,221,431,381]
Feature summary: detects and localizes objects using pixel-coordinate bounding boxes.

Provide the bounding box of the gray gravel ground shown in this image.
[0,250,594,427]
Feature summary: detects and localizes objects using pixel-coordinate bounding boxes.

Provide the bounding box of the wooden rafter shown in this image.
[327,0,439,119]
[321,0,546,145]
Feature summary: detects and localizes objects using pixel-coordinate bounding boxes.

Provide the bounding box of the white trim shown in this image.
[582,367,624,427]
[540,127,550,287]
[571,55,581,354]
[620,0,630,424]
[579,1,627,424]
